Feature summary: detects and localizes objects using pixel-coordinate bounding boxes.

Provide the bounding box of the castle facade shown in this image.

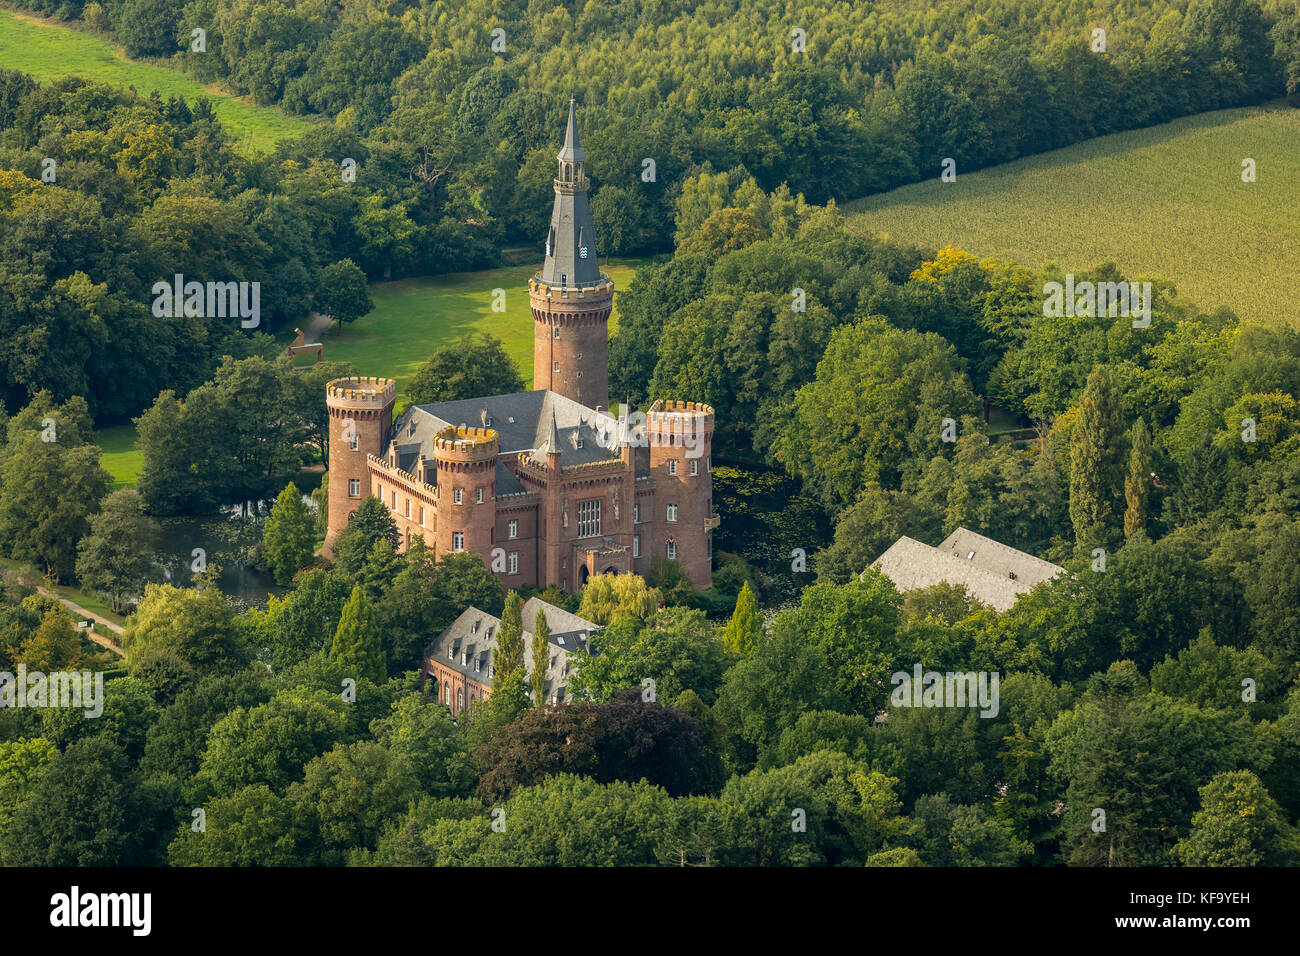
[323,102,717,592]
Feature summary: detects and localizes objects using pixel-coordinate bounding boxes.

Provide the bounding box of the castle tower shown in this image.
[324,376,396,557]
[432,426,499,560]
[647,400,717,588]
[530,98,613,409]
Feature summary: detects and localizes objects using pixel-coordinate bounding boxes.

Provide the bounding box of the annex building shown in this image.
[323,101,718,593]
[423,598,600,716]
[870,527,1065,612]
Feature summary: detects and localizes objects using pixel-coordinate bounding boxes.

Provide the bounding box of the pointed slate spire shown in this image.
[558,96,586,164]
[540,97,600,287]
[545,407,561,457]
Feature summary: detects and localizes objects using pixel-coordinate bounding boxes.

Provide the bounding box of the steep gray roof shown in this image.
[425,601,601,703]
[520,597,598,645]
[557,98,586,164]
[540,100,601,288]
[937,528,1064,590]
[869,529,1064,612]
[389,390,622,476]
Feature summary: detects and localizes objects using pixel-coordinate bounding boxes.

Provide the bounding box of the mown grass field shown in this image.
[95,423,143,490]
[847,104,1300,328]
[103,259,645,484]
[0,8,314,153]
[311,258,644,408]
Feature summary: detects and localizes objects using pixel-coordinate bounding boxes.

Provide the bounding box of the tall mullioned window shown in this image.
[577,499,602,538]
[452,532,464,551]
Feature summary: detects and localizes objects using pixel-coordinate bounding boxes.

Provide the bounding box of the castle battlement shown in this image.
[367,454,436,495]
[648,399,715,417]
[326,376,396,405]
[432,426,499,459]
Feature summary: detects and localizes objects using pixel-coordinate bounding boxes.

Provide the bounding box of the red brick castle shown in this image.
[323,101,718,592]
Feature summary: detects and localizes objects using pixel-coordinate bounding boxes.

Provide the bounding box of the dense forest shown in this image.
[3,0,1300,423]
[4,172,1300,866]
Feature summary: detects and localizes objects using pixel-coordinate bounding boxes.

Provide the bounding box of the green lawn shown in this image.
[313,258,645,408]
[0,8,315,153]
[847,104,1300,328]
[104,259,646,478]
[95,423,143,490]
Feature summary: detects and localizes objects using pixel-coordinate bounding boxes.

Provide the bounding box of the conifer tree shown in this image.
[330,585,385,682]
[1123,418,1153,541]
[531,608,551,704]
[721,581,762,657]
[264,482,315,586]
[1069,366,1123,554]
[494,591,524,688]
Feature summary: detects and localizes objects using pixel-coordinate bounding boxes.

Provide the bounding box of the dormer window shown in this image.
[577,438,584,449]
[408,420,415,436]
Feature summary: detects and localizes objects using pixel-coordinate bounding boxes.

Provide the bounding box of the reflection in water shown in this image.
[153,494,314,610]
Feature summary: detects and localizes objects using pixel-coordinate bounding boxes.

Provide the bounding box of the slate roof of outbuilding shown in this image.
[869,528,1064,612]
[425,601,600,702]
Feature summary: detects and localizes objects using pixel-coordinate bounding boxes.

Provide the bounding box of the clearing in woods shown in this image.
[0,9,315,153]
[847,104,1300,328]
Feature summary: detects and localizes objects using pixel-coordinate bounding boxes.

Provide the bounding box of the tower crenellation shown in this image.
[432,426,498,557]
[324,376,396,556]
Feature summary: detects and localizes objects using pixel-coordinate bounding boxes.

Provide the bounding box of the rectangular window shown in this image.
[554,361,560,371]
[553,326,560,339]
[508,519,518,539]
[690,460,698,476]
[405,499,411,518]
[419,506,425,526]
[476,487,484,504]
[454,488,462,505]
[667,503,678,522]
[633,535,640,558]
[348,478,360,498]
[508,551,518,574]
[668,460,677,475]
[349,434,358,451]
[577,499,602,538]
[391,491,397,509]
[452,532,464,551]
[633,503,640,524]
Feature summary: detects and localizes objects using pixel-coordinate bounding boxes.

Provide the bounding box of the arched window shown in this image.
[666,539,677,560]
